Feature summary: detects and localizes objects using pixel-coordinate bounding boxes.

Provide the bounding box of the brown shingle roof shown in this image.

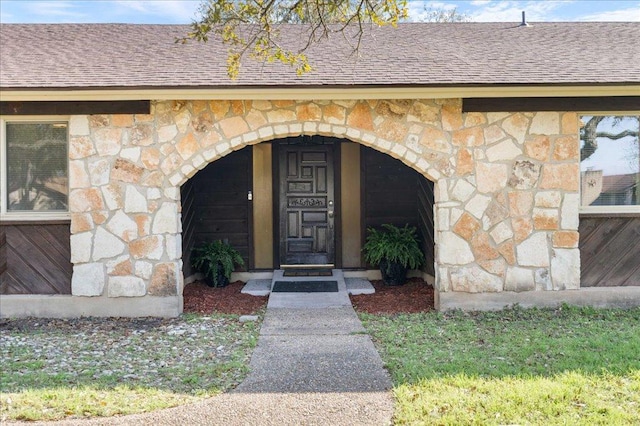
[1,22,639,90]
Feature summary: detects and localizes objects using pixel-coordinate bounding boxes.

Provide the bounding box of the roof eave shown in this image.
[1,83,639,102]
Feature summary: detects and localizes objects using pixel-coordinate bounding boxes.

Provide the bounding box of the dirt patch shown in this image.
[183,281,268,315]
[183,278,434,315]
[350,278,435,314]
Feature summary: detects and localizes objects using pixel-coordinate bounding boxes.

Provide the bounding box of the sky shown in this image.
[0,0,639,24]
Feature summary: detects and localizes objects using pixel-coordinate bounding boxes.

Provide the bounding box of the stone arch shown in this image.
[167,99,457,188]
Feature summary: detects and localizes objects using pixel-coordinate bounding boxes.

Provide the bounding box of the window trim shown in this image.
[0,116,71,221]
[578,112,640,216]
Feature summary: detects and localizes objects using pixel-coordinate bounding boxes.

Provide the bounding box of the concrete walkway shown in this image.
[32,272,394,425]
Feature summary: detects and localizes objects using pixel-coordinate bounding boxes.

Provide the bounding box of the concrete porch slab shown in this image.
[345,277,375,295]
[241,279,272,296]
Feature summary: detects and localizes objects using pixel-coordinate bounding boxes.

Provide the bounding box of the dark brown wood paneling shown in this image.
[182,147,252,274]
[1,101,150,115]
[417,177,435,276]
[579,216,640,287]
[463,96,640,113]
[181,178,197,278]
[0,223,72,294]
[362,146,435,272]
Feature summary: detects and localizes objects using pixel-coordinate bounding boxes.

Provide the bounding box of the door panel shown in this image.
[279,144,335,265]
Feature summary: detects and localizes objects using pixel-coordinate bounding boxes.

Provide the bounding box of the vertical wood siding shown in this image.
[362,147,435,273]
[417,177,436,276]
[0,223,72,294]
[579,216,640,287]
[180,178,197,278]
[181,148,252,275]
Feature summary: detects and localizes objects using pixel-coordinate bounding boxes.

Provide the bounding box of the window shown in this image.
[1,119,69,220]
[580,115,640,213]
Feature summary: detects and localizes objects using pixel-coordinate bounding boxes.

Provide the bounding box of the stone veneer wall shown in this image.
[67,99,580,301]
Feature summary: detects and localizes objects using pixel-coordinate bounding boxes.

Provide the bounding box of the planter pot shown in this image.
[379,259,408,286]
[204,263,230,288]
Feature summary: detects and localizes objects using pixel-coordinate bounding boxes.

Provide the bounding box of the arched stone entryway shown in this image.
[67,98,581,313]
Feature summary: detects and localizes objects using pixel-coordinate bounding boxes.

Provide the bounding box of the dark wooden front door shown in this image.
[279,144,335,266]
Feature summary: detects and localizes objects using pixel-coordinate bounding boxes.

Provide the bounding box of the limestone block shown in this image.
[102,184,123,211]
[450,265,502,292]
[108,276,146,297]
[93,227,126,261]
[148,262,178,296]
[70,232,93,263]
[508,160,540,190]
[508,191,533,216]
[135,261,153,280]
[69,136,96,159]
[120,147,141,163]
[533,208,559,230]
[177,133,199,160]
[153,202,179,234]
[484,125,507,144]
[437,266,451,292]
[130,236,164,260]
[530,112,560,135]
[158,125,178,143]
[535,191,561,208]
[553,135,579,161]
[124,186,148,213]
[516,232,550,267]
[94,128,122,156]
[166,234,182,260]
[540,164,579,191]
[466,193,492,219]
[69,160,90,188]
[453,212,480,240]
[69,116,90,136]
[486,139,522,162]
[524,135,551,161]
[438,232,475,265]
[451,179,475,202]
[560,193,580,230]
[106,255,132,276]
[72,263,105,296]
[505,266,535,292]
[551,248,580,290]
[552,231,579,248]
[164,187,180,200]
[490,221,513,245]
[88,158,111,186]
[106,210,138,242]
[112,158,144,183]
[476,162,508,193]
[69,188,104,212]
[502,113,529,144]
[174,110,191,133]
[535,268,552,291]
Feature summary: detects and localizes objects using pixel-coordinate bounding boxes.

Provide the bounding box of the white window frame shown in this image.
[578,111,640,216]
[0,116,71,221]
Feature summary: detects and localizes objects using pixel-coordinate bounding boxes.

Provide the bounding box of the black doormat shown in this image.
[283,269,333,277]
[272,281,338,292]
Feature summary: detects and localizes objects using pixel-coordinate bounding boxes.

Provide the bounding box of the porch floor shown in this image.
[241,270,375,298]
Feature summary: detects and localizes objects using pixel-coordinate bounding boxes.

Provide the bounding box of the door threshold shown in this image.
[279,264,335,269]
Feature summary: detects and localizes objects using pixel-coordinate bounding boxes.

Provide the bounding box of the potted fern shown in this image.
[191,240,244,287]
[362,224,424,286]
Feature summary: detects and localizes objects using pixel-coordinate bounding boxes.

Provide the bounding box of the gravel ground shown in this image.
[1,315,261,422]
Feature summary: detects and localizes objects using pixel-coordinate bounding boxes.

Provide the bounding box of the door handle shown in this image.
[328,200,334,218]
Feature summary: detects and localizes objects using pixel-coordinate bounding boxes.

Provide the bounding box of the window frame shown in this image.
[0,116,71,222]
[578,111,640,216]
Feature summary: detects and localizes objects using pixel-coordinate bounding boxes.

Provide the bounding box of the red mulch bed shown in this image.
[183,277,434,315]
[350,278,435,314]
[183,281,268,315]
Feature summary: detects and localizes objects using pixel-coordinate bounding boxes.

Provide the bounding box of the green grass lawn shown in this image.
[360,305,640,425]
[0,313,261,421]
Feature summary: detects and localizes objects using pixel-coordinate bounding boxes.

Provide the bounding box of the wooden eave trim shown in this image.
[0,100,151,115]
[1,85,639,102]
[463,96,640,112]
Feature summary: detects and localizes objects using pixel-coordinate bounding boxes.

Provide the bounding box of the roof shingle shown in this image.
[1,22,639,90]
